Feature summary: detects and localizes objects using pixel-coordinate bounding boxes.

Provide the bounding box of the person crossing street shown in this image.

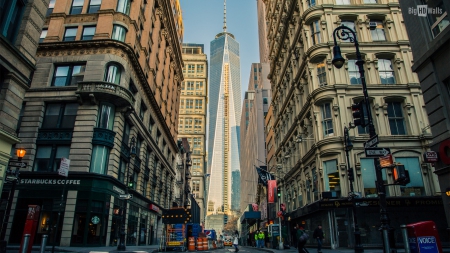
[313,225,324,253]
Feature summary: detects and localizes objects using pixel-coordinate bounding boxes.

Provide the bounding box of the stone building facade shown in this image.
[4,0,184,248]
[179,43,208,224]
[263,0,446,248]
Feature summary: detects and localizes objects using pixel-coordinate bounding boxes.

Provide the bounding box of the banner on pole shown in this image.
[268,180,277,203]
[58,157,70,177]
[255,166,276,186]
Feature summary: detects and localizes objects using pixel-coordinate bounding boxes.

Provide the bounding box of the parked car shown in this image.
[224,239,232,246]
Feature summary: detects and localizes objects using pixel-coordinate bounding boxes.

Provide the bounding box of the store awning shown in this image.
[239,211,261,224]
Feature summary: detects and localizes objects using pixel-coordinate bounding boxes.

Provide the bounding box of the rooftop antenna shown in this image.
[223,0,227,32]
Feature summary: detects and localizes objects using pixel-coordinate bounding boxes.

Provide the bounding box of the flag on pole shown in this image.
[255,166,276,186]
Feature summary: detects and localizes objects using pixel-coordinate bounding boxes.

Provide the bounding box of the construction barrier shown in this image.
[188,237,195,251]
[203,238,208,250]
[197,237,203,251]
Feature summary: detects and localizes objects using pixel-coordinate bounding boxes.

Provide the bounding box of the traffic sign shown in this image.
[423,151,438,163]
[379,154,394,167]
[5,176,18,182]
[365,147,391,157]
[364,135,379,148]
[8,161,27,168]
[119,194,133,199]
[162,208,192,224]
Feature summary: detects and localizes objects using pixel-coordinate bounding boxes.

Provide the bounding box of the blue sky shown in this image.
[179,0,260,102]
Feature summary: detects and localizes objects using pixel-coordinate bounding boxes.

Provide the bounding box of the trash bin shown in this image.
[406,221,443,253]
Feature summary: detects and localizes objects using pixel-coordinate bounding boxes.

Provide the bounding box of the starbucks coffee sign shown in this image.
[20,179,81,185]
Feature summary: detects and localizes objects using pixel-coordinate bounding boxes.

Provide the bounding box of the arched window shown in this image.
[104,62,122,84]
[112,24,127,42]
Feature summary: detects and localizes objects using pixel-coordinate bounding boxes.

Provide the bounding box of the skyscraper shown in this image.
[206,0,241,229]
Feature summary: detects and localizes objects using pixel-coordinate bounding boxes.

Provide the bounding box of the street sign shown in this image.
[423,151,438,163]
[162,208,192,224]
[364,135,379,148]
[379,154,394,167]
[365,147,391,157]
[8,161,27,168]
[58,157,70,177]
[119,194,133,199]
[5,176,18,182]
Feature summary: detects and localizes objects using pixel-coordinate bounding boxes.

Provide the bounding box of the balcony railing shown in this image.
[76,81,135,107]
[92,128,116,148]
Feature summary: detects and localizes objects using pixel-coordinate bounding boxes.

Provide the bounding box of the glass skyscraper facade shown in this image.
[207,30,241,222]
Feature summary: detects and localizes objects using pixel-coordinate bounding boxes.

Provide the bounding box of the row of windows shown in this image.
[183,64,205,74]
[307,0,377,8]
[182,81,204,91]
[47,0,131,17]
[319,101,406,137]
[180,99,204,109]
[40,24,127,43]
[315,58,395,86]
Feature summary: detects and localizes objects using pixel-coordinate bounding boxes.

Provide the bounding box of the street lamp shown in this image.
[117,136,137,251]
[344,126,363,253]
[0,148,26,252]
[332,24,391,253]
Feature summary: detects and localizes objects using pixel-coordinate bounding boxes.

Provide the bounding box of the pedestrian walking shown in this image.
[258,230,265,248]
[297,226,309,253]
[254,231,259,248]
[233,234,239,252]
[313,225,324,253]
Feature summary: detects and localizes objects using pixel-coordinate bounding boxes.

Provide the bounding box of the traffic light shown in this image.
[128,176,134,188]
[393,163,410,186]
[277,187,281,197]
[351,101,366,127]
[348,168,354,181]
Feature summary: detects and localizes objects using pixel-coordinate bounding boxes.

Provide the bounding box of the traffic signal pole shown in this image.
[332,24,392,253]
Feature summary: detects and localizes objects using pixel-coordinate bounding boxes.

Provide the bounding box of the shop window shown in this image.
[34,145,70,172]
[317,61,327,87]
[370,20,386,41]
[112,24,127,42]
[395,157,425,196]
[378,59,396,84]
[116,0,131,15]
[63,27,78,41]
[82,26,95,40]
[97,103,115,130]
[323,159,340,197]
[104,62,122,84]
[0,0,26,42]
[90,145,110,174]
[52,63,85,86]
[321,103,333,136]
[87,0,101,13]
[70,0,83,14]
[46,0,55,16]
[42,103,79,129]
[387,102,406,135]
[40,29,47,43]
[361,158,389,197]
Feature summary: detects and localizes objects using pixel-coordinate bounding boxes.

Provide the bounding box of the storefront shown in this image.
[287,196,448,249]
[5,172,163,247]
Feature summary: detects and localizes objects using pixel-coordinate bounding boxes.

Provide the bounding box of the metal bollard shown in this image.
[400,225,410,253]
[40,235,48,253]
[21,234,30,253]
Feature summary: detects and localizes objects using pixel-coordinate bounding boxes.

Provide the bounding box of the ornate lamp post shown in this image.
[332,25,391,253]
[344,126,363,253]
[117,136,137,251]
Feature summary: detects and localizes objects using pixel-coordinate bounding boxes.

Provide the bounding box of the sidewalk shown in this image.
[6,245,160,253]
[254,246,450,253]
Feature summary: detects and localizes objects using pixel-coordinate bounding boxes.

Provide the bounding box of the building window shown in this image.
[323,160,340,196]
[42,103,79,129]
[310,20,321,45]
[139,101,147,121]
[112,24,127,42]
[52,64,85,86]
[317,61,327,86]
[395,157,425,196]
[63,27,78,41]
[336,0,350,4]
[122,122,131,150]
[70,0,84,14]
[321,103,333,136]
[90,145,110,174]
[34,145,70,172]
[307,0,316,7]
[88,0,101,13]
[341,20,355,32]
[187,64,195,73]
[104,62,122,84]
[97,103,115,130]
[364,0,377,3]
[40,29,47,43]
[378,59,396,84]
[186,99,194,109]
[143,178,148,197]
[197,64,204,73]
[387,102,406,135]
[148,116,154,133]
[47,0,55,16]
[263,98,268,104]
[194,119,202,133]
[82,26,95,40]
[196,81,203,95]
[116,0,131,15]
[192,180,200,191]
[370,20,386,41]
[425,0,449,37]
[0,0,26,42]
[118,158,126,183]
[348,60,362,85]
[195,99,203,110]
[361,158,378,197]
